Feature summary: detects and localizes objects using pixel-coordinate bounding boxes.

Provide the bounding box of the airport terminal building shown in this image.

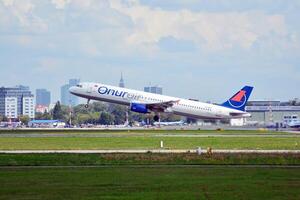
[246,100,300,124]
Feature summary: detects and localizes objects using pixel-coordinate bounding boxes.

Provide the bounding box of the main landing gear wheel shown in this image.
[153,115,160,122]
[85,99,91,108]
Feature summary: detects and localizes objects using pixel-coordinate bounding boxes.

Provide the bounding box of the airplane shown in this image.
[283,115,300,129]
[288,121,300,129]
[69,83,253,122]
[287,118,300,129]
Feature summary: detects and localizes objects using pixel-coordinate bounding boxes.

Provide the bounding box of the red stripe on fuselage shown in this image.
[231,90,246,102]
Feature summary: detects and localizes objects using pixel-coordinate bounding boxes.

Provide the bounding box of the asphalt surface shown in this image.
[154,134,300,138]
[1,149,300,154]
[0,132,299,138]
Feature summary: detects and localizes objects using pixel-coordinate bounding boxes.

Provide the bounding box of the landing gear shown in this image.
[153,114,160,122]
[153,113,161,128]
[85,99,90,108]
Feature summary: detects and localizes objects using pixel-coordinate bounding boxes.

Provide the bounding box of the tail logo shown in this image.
[228,90,247,108]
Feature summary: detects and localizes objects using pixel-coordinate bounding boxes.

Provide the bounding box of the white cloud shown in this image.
[110,0,288,51]
[0,0,297,55]
[51,0,71,9]
[0,0,48,33]
[2,0,14,6]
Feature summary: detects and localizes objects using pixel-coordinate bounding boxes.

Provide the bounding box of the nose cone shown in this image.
[69,86,77,95]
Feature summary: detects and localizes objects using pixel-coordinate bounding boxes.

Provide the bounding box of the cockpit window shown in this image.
[76,84,83,88]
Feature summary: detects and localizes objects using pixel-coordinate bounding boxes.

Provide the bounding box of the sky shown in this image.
[0,0,299,103]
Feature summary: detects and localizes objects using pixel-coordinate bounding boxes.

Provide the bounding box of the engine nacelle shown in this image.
[130,103,149,113]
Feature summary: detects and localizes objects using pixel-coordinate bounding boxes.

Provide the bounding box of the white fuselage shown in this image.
[69,82,250,119]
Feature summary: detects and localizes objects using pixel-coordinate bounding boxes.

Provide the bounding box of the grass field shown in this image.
[0,136,300,150]
[1,153,300,166]
[0,166,299,200]
[1,129,299,199]
[0,129,299,150]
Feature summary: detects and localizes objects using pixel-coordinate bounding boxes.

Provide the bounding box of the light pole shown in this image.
[69,99,72,126]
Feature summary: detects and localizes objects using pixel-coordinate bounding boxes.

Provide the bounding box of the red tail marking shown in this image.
[231,90,246,102]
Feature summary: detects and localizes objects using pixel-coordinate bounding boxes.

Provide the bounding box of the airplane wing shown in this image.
[146,100,180,112]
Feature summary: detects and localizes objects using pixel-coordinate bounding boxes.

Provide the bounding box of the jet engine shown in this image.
[130,103,149,113]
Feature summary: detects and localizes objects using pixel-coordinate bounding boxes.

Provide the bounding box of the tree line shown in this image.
[34,101,181,125]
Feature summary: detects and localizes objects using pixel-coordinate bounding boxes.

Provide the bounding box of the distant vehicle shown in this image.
[265,122,278,129]
[0,122,21,128]
[28,120,65,128]
[283,115,300,128]
[244,121,259,126]
[153,120,186,126]
[288,121,300,129]
[69,83,253,122]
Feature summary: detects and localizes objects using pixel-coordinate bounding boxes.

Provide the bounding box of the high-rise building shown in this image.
[144,85,163,95]
[61,84,69,106]
[119,73,125,88]
[0,85,35,119]
[36,89,51,106]
[69,79,80,86]
[61,79,80,106]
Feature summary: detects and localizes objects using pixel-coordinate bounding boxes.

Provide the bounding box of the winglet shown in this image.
[221,86,253,111]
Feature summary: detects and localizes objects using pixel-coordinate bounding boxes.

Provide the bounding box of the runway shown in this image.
[154,134,300,138]
[0,133,299,138]
[1,149,300,154]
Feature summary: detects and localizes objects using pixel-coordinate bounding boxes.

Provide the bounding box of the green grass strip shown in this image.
[1,153,300,166]
[0,137,300,150]
[0,166,299,200]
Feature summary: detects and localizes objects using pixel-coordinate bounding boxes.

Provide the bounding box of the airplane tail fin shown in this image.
[221,86,253,111]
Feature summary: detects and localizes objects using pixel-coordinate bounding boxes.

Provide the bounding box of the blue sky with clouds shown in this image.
[0,0,299,103]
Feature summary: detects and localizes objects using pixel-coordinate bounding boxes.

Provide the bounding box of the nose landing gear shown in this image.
[85,99,90,108]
